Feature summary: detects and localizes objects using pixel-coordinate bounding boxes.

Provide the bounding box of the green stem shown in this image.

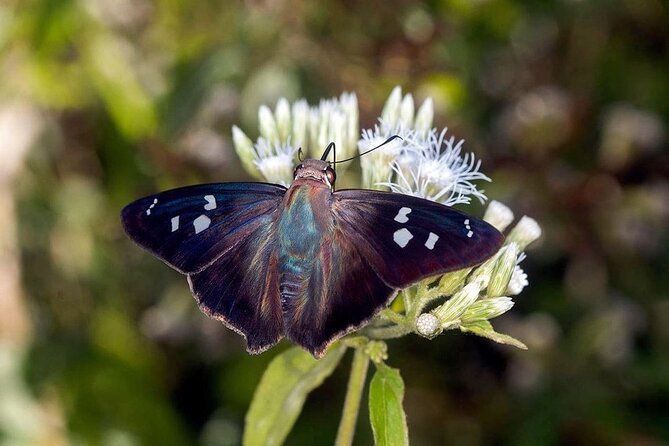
[335,348,370,446]
[364,325,413,339]
[381,308,408,326]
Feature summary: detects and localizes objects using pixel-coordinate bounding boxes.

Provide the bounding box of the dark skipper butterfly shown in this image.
[121,140,503,358]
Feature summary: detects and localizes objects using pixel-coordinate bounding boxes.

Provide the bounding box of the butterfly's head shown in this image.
[292,159,336,189]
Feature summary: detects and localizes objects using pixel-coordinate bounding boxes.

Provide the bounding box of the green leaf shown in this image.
[368,363,408,446]
[243,345,346,446]
[460,319,528,350]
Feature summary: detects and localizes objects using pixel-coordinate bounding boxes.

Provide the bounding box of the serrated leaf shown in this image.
[460,320,528,350]
[368,363,408,446]
[243,345,346,446]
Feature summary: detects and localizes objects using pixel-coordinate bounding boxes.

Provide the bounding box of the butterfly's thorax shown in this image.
[277,180,334,310]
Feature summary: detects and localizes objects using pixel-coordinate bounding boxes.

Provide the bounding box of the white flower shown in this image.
[253,138,297,186]
[381,128,489,206]
[507,266,529,296]
[484,200,515,232]
[507,216,542,250]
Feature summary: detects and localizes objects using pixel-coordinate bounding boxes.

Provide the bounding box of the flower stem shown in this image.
[335,348,370,446]
[364,324,413,339]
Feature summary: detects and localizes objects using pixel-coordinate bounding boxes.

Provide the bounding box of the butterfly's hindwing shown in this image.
[187,221,284,353]
[121,183,286,273]
[333,189,504,288]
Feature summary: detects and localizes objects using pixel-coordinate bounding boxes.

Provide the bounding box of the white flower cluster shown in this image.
[381,129,489,206]
[233,86,490,209]
[232,93,358,185]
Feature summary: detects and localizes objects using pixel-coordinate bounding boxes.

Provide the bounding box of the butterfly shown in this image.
[121,140,504,358]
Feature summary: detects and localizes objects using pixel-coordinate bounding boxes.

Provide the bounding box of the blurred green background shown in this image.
[1,0,668,444]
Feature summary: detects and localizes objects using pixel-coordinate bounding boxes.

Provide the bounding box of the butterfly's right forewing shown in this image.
[121,182,286,274]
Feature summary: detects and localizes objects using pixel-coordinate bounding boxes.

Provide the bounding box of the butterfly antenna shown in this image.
[333,135,402,164]
[333,141,336,190]
[320,142,335,161]
[319,142,338,190]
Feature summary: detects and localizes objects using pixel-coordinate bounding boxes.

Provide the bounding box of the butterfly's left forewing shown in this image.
[121,182,287,353]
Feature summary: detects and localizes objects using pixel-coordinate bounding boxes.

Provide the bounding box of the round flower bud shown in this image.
[416,313,441,338]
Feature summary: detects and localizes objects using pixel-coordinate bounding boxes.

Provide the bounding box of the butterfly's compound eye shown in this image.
[325,166,336,186]
[293,164,303,178]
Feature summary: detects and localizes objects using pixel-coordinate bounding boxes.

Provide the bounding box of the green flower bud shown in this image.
[487,243,518,297]
[381,86,402,128]
[364,340,388,364]
[467,252,500,290]
[399,93,415,128]
[291,100,309,151]
[461,297,514,323]
[258,105,279,144]
[275,98,291,142]
[431,282,481,329]
[327,110,346,162]
[308,108,321,156]
[231,125,262,179]
[437,267,472,295]
[414,98,434,137]
[340,92,359,156]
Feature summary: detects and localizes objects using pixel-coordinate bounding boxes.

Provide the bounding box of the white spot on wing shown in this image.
[204,195,217,210]
[394,207,412,223]
[463,218,473,236]
[193,215,211,234]
[171,216,180,232]
[393,228,413,248]
[425,232,439,250]
[146,198,158,215]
